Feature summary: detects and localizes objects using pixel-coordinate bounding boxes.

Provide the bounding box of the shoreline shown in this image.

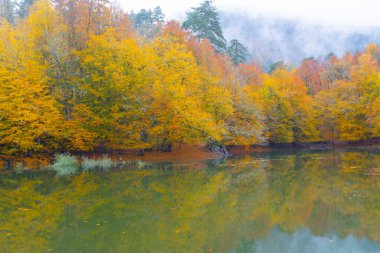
[1,140,380,170]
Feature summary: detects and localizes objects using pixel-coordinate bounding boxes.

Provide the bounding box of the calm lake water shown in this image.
[1,148,380,253]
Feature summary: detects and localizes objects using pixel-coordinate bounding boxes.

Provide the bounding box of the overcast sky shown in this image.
[120,0,380,27]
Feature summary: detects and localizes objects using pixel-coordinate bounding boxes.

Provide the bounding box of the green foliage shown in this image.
[268,61,286,73]
[0,0,15,23]
[132,6,165,39]
[182,0,226,53]
[50,154,78,176]
[227,39,249,65]
[17,0,34,18]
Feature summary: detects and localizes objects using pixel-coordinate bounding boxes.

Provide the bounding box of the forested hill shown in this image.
[221,13,380,68]
[1,0,380,155]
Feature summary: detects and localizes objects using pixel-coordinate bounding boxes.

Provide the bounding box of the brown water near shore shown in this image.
[0,145,221,170]
[2,141,380,170]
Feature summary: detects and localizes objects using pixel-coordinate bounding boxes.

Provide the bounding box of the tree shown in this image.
[109,2,135,39]
[268,61,286,74]
[0,0,15,23]
[182,0,226,53]
[367,98,380,137]
[225,89,264,145]
[335,89,368,142]
[78,29,152,150]
[319,56,350,90]
[148,34,221,151]
[295,57,322,95]
[54,0,113,49]
[313,51,379,142]
[25,0,78,120]
[163,20,188,43]
[259,70,318,143]
[133,6,165,39]
[17,0,34,18]
[236,63,263,87]
[152,6,164,24]
[227,39,249,65]
[0,21,63,153]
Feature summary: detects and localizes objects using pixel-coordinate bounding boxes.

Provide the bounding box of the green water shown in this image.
[1,148,380,253]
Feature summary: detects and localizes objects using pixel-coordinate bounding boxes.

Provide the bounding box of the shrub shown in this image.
[81,156,98,172]
[15,162,27,173]
[98,155,113,171]
[50,154,78,176]
[136,160,146,168]
[81,155,114,172]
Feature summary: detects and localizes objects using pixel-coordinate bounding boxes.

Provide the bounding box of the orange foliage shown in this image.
[0,0,380,155]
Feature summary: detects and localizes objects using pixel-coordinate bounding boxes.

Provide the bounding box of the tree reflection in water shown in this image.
[0,148,380,253]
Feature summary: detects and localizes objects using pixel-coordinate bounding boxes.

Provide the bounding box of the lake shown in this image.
[1,148,380,253]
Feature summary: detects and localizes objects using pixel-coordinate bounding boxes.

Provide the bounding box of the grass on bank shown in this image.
[50,154,79,176]
[81,155,113,172]
[50,154,116,176]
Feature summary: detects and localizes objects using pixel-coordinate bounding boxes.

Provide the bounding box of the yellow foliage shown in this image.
[148,34,224,148]
[1,0,380,153]
[258,70,318,143]
[0,20,63,153]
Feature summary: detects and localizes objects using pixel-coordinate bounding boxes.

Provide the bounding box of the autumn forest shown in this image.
[1,0,380,155]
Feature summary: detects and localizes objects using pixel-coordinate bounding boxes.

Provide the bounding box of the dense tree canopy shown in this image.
[0,0,380,154]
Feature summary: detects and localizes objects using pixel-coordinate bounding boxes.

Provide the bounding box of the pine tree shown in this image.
[133,6,165,39]
[182,0,226,53]
[17,0,34,18]
[0,0,15,23]
[227,39,249,65]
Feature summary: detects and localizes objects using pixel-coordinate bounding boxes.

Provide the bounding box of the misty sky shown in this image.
[121,0,380,27]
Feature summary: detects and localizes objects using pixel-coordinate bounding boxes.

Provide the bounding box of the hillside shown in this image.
[221,13,380,68]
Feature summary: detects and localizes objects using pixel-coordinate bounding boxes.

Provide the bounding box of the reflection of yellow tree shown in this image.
[0,173,98,252]
[1,151,380,252]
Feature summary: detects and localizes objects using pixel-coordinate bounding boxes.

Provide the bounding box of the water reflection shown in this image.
[0,148,380,252]
[250,227,380,253]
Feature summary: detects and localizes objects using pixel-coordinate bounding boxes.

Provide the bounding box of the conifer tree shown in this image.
[227,39,249,65]
[182,0,226,53]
